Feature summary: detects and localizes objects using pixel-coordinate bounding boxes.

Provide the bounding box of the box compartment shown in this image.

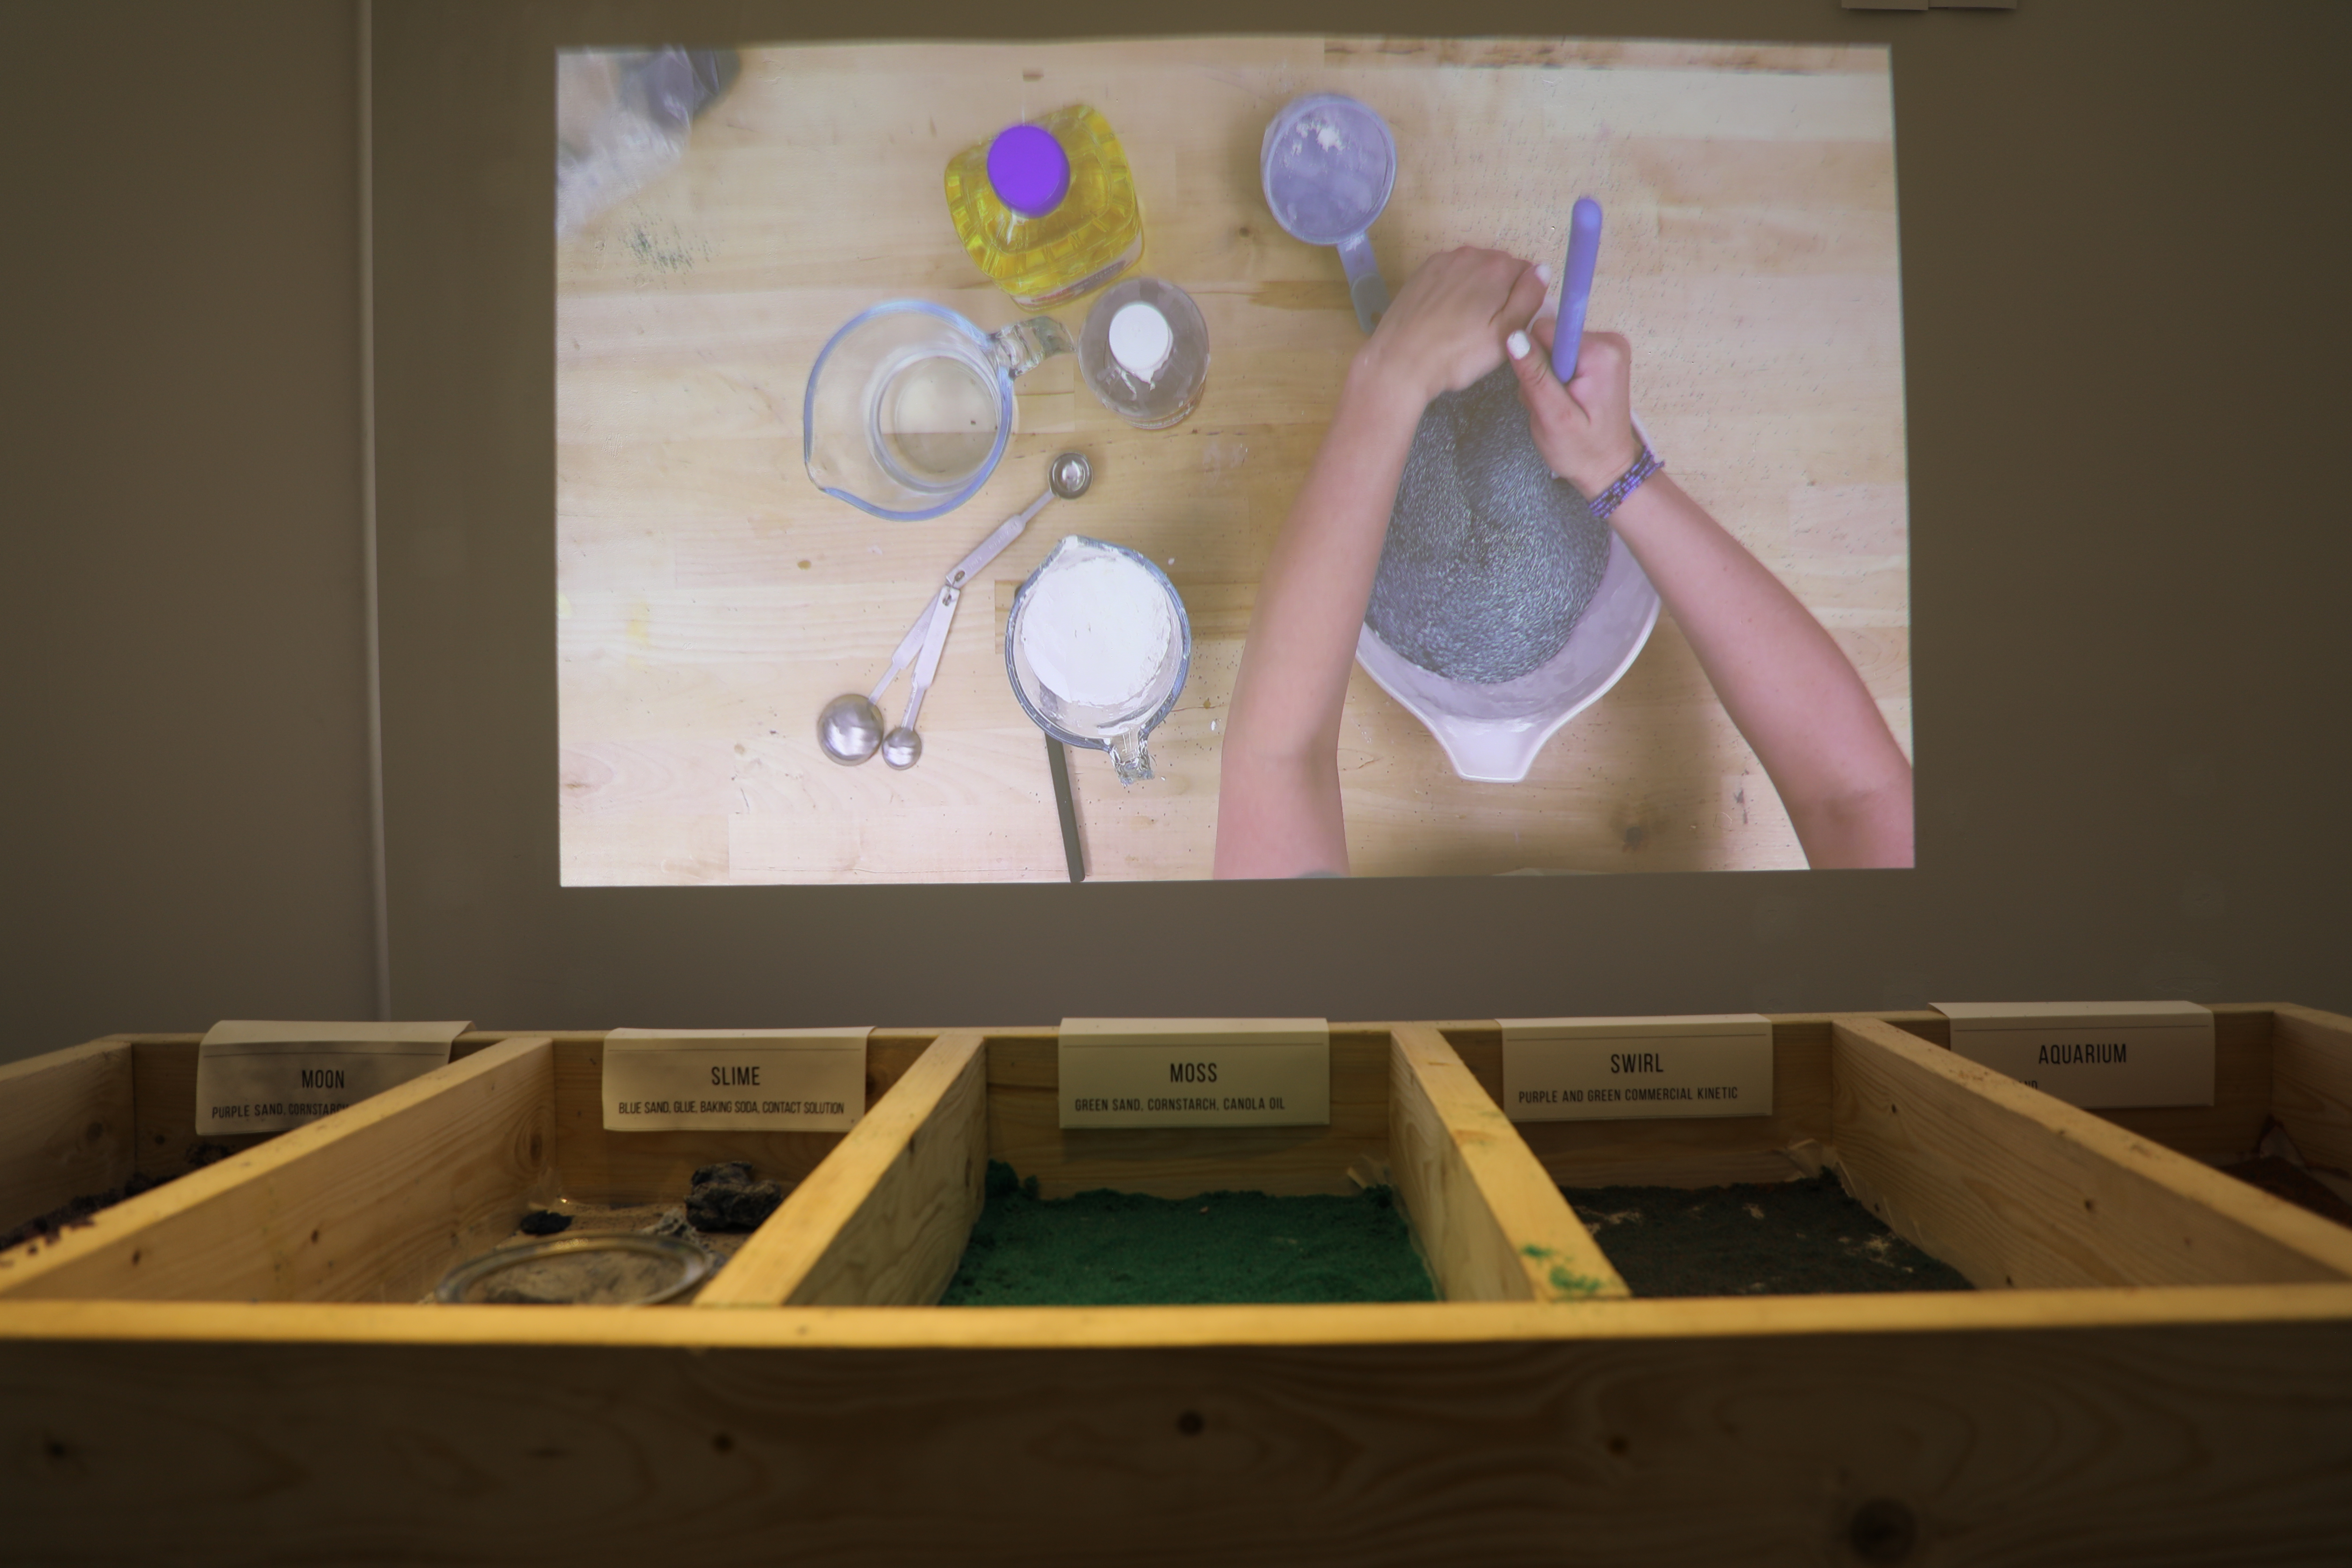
[1447,1011,2352,1292]
[0,1032,930,1305]
[1881,1003,2352,1216]
[700,1026,1630,1307]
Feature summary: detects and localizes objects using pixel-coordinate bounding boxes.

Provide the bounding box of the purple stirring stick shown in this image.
[1549,197,1604,383]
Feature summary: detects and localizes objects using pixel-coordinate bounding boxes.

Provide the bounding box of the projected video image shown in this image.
[556,37,1911,883]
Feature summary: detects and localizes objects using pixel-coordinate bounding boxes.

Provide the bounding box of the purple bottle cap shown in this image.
[987,123,1070,218]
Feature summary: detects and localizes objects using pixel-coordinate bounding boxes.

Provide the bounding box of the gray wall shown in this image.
[7,1,2347,1061]
[3,2,373,1060]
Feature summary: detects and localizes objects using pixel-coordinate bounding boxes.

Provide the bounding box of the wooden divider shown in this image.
[1388,1025,1629,1302]
[0,1038,555,1305]
[699,1033,987,1308]
[2272,1003,2352,1179]
[0,1037,136,1232]
[1829,1017,2352,1289]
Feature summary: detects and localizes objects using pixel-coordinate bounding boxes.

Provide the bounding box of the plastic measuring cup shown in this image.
[1260,94,1398,335]
[803,300,1073,521]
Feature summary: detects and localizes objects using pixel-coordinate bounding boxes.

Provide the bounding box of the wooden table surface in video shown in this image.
[556,37,1909,884]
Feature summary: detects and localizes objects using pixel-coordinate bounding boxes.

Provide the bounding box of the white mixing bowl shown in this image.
[1354,526,1659,784]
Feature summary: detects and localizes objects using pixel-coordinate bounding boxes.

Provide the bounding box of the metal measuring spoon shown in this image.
[817,620,920,766]
[817,452,1093,766]
[882,583,956,770]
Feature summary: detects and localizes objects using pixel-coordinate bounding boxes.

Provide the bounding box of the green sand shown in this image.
[1563,1174,1975,1298]
[940,1163,1437,1307]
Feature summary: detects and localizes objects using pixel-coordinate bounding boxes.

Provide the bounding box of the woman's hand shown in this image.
[1354,246,1550,407]
[1503,325,1914,868]
[1505,316,1644,496]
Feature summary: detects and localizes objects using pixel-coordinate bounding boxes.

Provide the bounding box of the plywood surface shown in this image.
[556,37,1908,883]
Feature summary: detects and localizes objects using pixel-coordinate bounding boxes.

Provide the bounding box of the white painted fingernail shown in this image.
[1535,262,1553,285]
[1506,330,1532,359]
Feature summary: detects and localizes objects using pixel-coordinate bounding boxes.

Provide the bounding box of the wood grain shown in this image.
[1324,36,1893,73]
[131,1037,272,1178]
[555,37,1907,883]
[8,1280,2350,1351]
[1879,1004,2282,1165]
[700,1033,986,1307]
[0,1037,135,1234]
[0,1039,556,1305]
[2094,1005,2277,1161]
[3,1294,2348,1567]
[1388,1023,1627,1301]
[986,1026,1391,1198]
[1829,1017,2352,1290]
[2272,1003,2352,1178]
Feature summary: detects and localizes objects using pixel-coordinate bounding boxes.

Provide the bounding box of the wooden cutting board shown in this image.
[556,36,1908,884]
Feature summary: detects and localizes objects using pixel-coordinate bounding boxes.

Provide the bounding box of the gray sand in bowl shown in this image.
[1367,365,1614,684]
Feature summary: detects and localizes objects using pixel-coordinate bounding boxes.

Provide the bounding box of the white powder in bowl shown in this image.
[1107,302,1173,380]
[1018,549,1173,711]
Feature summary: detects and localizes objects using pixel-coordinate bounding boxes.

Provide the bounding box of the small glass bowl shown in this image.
[434,1233,713,1306]
[1077,277,1209,430]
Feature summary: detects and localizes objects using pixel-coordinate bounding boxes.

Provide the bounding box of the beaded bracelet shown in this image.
[1586,441,1664,523]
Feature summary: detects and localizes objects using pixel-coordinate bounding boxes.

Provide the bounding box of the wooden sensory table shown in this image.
[1,1007,2348,1565]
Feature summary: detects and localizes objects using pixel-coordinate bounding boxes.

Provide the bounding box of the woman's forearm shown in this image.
[1214,247,1549,879]
[1606,473,1913,868]
[1214,361,1425,876]
[1231,360,1423,762]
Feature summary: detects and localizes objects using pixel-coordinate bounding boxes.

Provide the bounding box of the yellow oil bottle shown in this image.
[945,104,1144,310]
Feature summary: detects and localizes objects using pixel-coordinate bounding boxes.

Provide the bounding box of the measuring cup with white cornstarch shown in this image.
[803,300,1073,522]
[1004,537,1191,785]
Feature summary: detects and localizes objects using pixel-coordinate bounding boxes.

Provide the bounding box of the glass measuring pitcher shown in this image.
[803,301,1073,521]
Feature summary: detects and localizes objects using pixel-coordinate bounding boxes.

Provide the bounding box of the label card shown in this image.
[1059,1018,1329,1129]
[601,1028,869,1132]
[195,1020,473,1135]
[1498,1014,1773,1122]
[1933,1001,2214,1108]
